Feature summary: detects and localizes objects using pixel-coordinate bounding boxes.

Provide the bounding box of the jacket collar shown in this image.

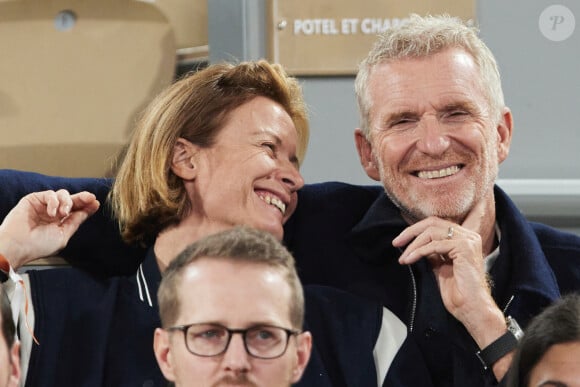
[347,185,561,324]
[491,186,560,323]
[348,194,408,265]
[135,247,162,307]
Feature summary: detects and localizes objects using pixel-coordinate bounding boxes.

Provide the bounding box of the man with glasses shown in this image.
[153,226,311,386]
[152,226,427,386]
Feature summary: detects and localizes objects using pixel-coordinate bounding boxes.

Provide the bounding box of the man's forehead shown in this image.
[175,258,292,324]
[177,259,290,300]
[180,257,279,280]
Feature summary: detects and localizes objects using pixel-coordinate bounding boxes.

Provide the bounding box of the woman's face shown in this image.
[528,341,580,387]
[185,96,304,241]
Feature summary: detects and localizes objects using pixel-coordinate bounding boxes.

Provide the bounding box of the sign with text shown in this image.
[268,0,475,75]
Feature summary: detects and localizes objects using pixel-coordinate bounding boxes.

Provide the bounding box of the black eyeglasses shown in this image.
[166,323,300,359]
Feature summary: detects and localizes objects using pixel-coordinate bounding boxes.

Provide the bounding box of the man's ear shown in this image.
[291,331,312,383]
[496,107,513,164]
[153,328,176,383]
[171,138,197,180]
[8,342,20,387]
[354,129,380,181]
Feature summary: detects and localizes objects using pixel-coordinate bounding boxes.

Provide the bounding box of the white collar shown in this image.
[484,222,501,272]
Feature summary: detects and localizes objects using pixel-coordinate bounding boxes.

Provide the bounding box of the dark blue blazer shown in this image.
[284,181,580,386]
[3,170,579,386]
[25,248,387,387]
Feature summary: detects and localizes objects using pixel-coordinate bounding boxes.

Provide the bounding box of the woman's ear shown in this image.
[171,138,197,180]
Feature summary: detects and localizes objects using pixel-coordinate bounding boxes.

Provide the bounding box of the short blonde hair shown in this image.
[158,226,305,330]
[355,14,504,137]
[110,60,309,245]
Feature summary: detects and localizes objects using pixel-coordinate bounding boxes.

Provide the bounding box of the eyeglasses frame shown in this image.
[166,322,301,359]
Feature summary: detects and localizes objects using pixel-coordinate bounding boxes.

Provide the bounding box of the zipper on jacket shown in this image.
[398,246,418,332]
[407,265,417,332]
[406,272,513,333]
[502,294,515,315]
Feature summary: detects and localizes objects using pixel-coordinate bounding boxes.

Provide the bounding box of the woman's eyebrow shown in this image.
[538,381,568,387]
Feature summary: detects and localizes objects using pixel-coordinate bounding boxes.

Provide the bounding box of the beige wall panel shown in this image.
[269,0,475,75]
[152,0,208,50]
[0,0,176,177]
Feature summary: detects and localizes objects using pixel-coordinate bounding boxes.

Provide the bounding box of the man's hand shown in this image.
[394,213,492,319]
[0,189,100,269]
[393,200,512,380]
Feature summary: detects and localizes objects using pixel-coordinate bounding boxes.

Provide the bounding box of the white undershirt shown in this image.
[484,223,502,273]
[373,307,407,386]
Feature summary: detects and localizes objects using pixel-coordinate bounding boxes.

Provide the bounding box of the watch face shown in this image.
[507,316,524,340]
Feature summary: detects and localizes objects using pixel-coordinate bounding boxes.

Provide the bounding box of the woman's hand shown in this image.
[0,190,100,269]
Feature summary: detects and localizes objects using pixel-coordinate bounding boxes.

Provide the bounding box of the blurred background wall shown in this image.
[208,0,580,235]
[1,0,578,234]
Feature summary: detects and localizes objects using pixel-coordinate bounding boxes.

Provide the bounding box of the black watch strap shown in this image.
[475,316,523,370]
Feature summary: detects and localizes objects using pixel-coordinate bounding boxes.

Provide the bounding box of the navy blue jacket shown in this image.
[1,170,437,386]
[3,170,579,386]
[284,182,580,386]
[25,248,386,387]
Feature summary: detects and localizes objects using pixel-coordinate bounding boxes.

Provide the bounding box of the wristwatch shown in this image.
[475,316,524,370]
